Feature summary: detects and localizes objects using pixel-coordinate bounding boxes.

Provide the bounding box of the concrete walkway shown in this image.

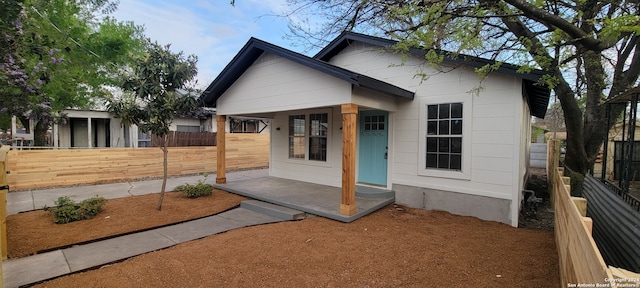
[3,169,309,288]
[6,169,269,215]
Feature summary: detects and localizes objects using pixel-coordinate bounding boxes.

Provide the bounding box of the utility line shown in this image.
[30,6,118,67]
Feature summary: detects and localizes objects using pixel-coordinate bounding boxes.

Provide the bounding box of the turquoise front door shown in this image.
[358,110,388,186]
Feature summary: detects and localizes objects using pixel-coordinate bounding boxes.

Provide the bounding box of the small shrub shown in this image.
[175,181,213,198]
[44,196,107,224]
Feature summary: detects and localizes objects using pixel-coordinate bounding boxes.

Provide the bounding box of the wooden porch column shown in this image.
[216,115,227,184]
[340,103,358,216]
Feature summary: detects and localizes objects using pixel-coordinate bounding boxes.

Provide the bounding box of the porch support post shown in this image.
[87,117,92,148]
[216,115,227,184]
[340,103,358,216]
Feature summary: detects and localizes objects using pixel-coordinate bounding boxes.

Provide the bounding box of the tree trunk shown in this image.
[33,120,48,146]
[554,72,589,174]
[156,134,168,211]
[16,117,49,147]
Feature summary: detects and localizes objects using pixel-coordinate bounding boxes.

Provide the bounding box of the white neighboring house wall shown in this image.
[57,110,125,148]
[56,109,221,148]
[10,116,35,146]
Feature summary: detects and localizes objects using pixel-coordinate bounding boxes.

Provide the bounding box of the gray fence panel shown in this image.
[583,174,640,272]
[530,143,547,168]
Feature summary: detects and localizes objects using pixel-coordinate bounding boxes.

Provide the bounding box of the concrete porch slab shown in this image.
[213,176,394,223]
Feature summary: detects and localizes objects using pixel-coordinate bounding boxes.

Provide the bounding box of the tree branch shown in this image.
[502,0,608,51]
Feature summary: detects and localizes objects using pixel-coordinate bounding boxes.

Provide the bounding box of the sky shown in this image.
[111,0,298,89]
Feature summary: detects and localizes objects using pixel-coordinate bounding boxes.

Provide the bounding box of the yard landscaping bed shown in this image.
[7,189,247,258]
[29,202,559,287]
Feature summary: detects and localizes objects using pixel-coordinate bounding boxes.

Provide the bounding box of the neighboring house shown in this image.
[55,109,215,148]
[229,116,269,133]
[54,109,268,148]
[200,32,551,227]
[593,121,640,180]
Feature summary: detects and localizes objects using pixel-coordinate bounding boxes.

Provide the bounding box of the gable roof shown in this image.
[200,37,415,108]
[315,31,551,118]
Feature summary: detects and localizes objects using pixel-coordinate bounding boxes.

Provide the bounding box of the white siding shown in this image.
[352,86,399,111]
[329,43,529,221]
[515,99,532,225]
[217,53,352,115]
[170,117,201,131]
[269,107,344,187]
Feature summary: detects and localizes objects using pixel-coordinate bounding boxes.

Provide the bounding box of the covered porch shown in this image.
[212,102,394,222]
[211,170,395,223]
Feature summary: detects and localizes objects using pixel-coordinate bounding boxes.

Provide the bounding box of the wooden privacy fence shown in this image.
[6,134,269,191]
[548,139,640,287]
[151,131,217,147]
[553,166,612,286]
[0,146,8,259]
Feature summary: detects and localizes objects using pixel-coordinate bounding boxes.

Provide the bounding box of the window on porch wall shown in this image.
[309,113,328,161]
[289,115,305,159]
[288,112,329,162]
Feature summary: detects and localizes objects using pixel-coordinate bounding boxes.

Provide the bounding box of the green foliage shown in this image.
[0,0,146,145]
[107,41,198,210]
[44,196,106,224]
[175,181,214,199]
[110,40,199,139]
[0,113,10,131]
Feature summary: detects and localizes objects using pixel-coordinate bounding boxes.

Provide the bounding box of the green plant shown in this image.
[175,181,213,198]
[44,196,107,224]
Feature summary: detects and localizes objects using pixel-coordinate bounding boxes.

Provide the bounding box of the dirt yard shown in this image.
[7,190,247,258]
[4,188,560,288]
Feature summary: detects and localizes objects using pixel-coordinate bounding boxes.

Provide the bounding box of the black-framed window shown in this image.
[426,103,463,170]
[309,113,328,161]
[288,115,305,159]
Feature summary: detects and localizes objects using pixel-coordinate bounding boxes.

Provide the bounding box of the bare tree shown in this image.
[283,0,640,176]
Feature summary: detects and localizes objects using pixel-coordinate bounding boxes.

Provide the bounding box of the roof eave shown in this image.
[200,36,414,107]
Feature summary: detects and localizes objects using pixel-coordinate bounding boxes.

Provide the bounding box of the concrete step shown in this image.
[240,200,306,220]
[356,185,395,199]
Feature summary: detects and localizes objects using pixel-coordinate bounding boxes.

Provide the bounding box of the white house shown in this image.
[54,109,213,148]
[9,108,268,148]
[201,32,550,227]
